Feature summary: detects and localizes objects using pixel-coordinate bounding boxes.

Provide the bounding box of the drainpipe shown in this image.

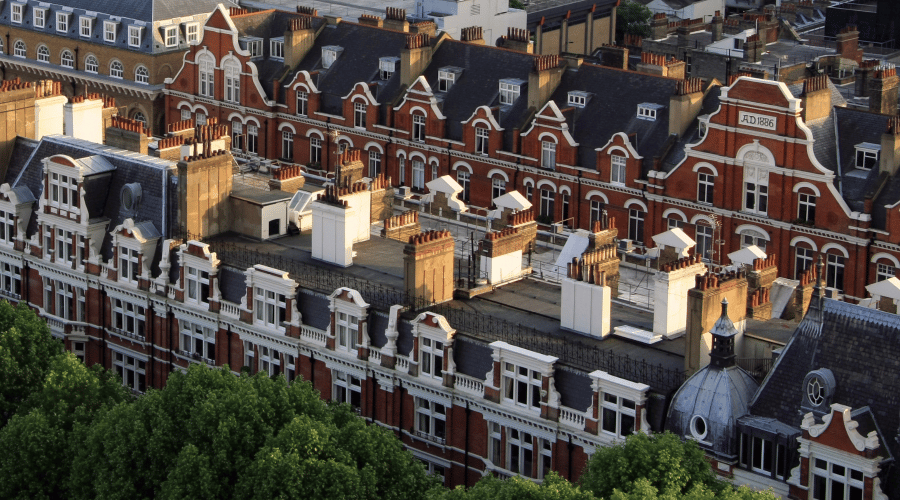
[464,401,471,487]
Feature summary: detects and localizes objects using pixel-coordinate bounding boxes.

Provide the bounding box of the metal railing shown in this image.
[736,357,775,379]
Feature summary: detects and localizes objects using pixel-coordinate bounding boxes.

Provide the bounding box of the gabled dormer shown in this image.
[437,66,463,92]
[37,154,114,269]
[0,183,35,250]
[393,76,447,142]
[410,312,455,385]
[342,82,379,130]
[461,106,503,157]
[109,218,160,290]
[484,341,560,421]
[176,240,220,311]
[328,287,370,359]
[519,100,579,170]
[287,71,322,117]
[241,264,300,336]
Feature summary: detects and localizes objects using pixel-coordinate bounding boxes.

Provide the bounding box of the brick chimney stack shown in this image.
[802,75,831,123]
[711,11,723,42]
[685,270,748,375]
[869,64,899,116]
[528,54,564,110]
[176,140,234,239]
[105,116,150,155]
[502,27,534,54]
[401,33,434,87]
[670,78,704,137]
[284,16,316,69]
[836,25,863,64]
[404,230,455,305]
[384,7,409,32]
[880,115,900,176]
[650,13,668,40]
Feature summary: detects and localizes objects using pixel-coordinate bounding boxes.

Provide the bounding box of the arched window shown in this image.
[296,90,308,116]
[695,221,713,260]
[697,167,715,204]
[628,208,644,243]
[456,167,470,201]
[412,112,425,142]
[368,150,381,178]
[539,186,555,220]
[309,135,322,165]
[135,66,149,84]
[542,138,556,170]
[85,55,99,73]
[13,40,26,58]
[132,112,147,126]
[590,197,605,226]
[743,166,769,215]
[353,100,366,128]
[475,126,489,155]
[61,50,74,68]
[224,59,240,103]
[412,158,425,189]
[876,259,897,282]
[491,174,506,200]
[232,121,243,151]
[247,124,258,154]
[739,229,768,251]
[611,154,627,184]
[795,244,814,280]
[826,251,845,292]
[110,60,124,79]
[37,45,49,63]
[198,53,215,98]
[281,130,294,160]
[797,188,816,224]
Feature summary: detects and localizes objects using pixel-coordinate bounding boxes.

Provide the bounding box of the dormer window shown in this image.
[33,8,47,28]
[637,103,663,121]
[503,362,542,409]
[241,37,263,58]
[185,266,209,305]
[50,172,79,212]
[128,26,143,47]
[56,12,70,33]
[0,210,13,245]
[855,143,880,170]
[568,91,590,108]
[254,288,286,329]
[336,311,358,350]
[104,21,118,43]
[270,37,284,60]
[322,45,343,69]
[499,79,523,105]
[11,3,23,24]
[164,26,178,47]
[80,16,94,38]
[185,23,200,45]
[119,247,140,284]
[438,67,462,91]
[380,57,399,80]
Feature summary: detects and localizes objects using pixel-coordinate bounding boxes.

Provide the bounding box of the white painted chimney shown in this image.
[310,186,358,267]
[561,267,611,338]
[63,98,103,143]
[35,94,67,140]
[653,256,707,339]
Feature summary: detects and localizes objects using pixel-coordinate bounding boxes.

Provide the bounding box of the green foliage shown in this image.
[580,432,777,500]
[0,300,63,424]
[69,364,439,500]
[0,352,128,499]
[509,0,525,10]
[616,0,652,39]
[431,472,598,500]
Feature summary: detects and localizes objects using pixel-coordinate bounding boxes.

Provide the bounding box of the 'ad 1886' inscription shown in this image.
[738,111,777,130]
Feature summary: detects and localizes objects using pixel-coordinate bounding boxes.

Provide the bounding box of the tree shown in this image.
[0,352,129,499]
[430,472,598,500]
[580,432,777,500]
[69,364,439,500]
[616,0,653,40]
[0,300,63,424]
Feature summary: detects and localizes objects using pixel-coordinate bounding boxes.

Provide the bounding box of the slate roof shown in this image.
[0,0,232,54]
[554,367,592,412]
[297,289,331,330]
[453,337,493,379]
[750,297,900,496]
[218,266,248,304]
[421,39,536,146]
[289,22,411,116]
[547,63,681,173]
[5,135,176,261]
[831,106,895,221]
[660,84,722,173]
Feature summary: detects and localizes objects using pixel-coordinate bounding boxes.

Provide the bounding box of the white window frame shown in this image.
[281,130,293,160]
[79,16,93,38]
[333,370,361,408]
[457,169,470,201]
[855,145,879,170]
[231,121,243,151]
[438,69,457,92]
[600,392,637,439]
[247,124,258,154]
[637,104,657,120]
[590,199,604,226]
[412,160,425,190]
[258,346,278,376]
[198,54,214,98]
[195,112,207,125]
[877,262,896,282]
[695,223,713,261]
[11,3,24,24]
[49,171,79,212]
[568,91,588,107]
[368,150,381,178]
[185,266,210,305]
[539,188,554,219]
[412,113,426,142]
[72,341,85,362]
[111,298,146,340]
[475,127,489,155]
[335,311,359,351]
[542,140,556,169]
[224,60,240,103]
[119,246,140,284]
[502,361,542,410]
[270,37,284,59]
[795,246,814,279]
[56,12,69,33]
[185,22,200,45]
[33,8,46,28]
[128,26,142,47]
[628,208,644,244]
[415,397,447,443]
[243,341,254,370]
[253,287,286,330]
[113,351,146,393]
[826,253,845,292]
[420,337,444,379]
[489,422,502,465]
[507,428,534,477]
[310,136,321,164]
[37,45,50,63]
[135,66,149,84]
[296,90,308,116]
[492,177,505,200]
[740,229,768,252]
[697,171,714,204]
[109,60,124,79]
[61,50,74,68]
[164,26,178,47]
[85,55,98,73]
[180,320,215,363]
[798,191,816,223]
[13,40,26,58]
[538,438,553,479]
[611,155,627,185]
[54,227,74,264]
[353,101,366,128]
[104,21,117,42]
[245,38,263,58]
[379,57,397,80]
[0,210,14,245]
[499,80,521,105]
[743,181,769,215]
[0,261,21,298]
[811,458,864,500]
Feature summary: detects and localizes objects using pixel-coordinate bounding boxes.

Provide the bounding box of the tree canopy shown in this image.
[616,0,653,40]
[0,300,63,424]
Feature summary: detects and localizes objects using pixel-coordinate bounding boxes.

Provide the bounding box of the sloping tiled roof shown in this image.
[750,297,900,495]
[547,64,681,173]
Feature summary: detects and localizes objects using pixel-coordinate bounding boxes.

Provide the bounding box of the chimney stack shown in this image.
[654,255,707,340]
[685,271,748,375]
[650,13,668,40]
[836,25,863,64]
[400,33,434,87]
[869,64,899,116]
[502,27,534,54]
[460,26,485,45]
[711,11,723,42]
[284,16,316,69]
[384,7,409,32]
[64,94,104,144]
[404,230,455,305]
[311,185,358,267]
[528,54,564,110]
[880,115,900,176]
[802,75,831,123]
[669,78,704,137]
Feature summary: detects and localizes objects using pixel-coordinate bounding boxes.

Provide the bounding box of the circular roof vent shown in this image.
[121,183,142,216]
